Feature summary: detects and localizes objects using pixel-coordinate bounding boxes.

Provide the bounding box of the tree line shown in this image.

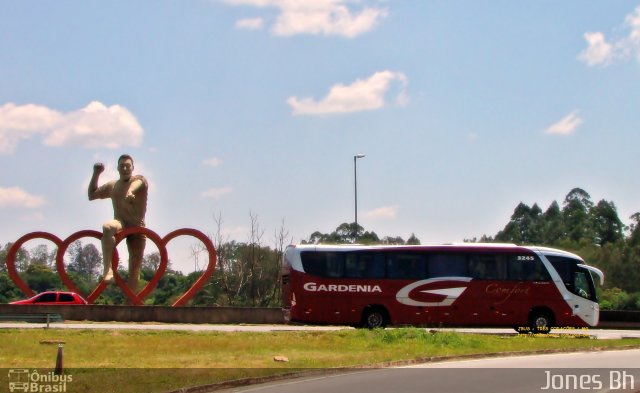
[477,187,640,310]
[1,188,639,309]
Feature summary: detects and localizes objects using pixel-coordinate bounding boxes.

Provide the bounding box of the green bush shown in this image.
[599,288,640,310]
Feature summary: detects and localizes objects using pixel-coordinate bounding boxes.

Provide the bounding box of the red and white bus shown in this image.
[281,244,604,332]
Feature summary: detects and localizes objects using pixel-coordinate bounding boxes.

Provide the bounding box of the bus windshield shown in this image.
[546,255,601,302]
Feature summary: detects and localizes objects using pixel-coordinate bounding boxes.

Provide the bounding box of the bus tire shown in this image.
[529,310,553,334]
[362,307,388,329]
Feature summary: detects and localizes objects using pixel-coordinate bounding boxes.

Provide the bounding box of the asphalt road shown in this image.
[219,349,640,393]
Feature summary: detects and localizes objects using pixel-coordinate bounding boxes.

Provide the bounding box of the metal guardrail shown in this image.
[598,310,640,328]
[0,313,64,328]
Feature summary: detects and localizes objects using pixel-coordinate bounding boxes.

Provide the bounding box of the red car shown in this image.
[10,291,87,305]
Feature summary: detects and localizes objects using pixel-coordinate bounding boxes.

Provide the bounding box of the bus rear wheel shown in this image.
[362,307,388,329]
[529,311,553,334]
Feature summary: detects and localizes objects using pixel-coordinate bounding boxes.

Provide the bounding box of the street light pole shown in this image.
[354,154,365,232]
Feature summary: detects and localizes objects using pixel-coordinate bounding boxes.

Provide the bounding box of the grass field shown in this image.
[1,327,639,393]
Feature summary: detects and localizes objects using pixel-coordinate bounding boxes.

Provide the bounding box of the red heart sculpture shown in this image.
[6,231,63,298]
[6,228,216,307]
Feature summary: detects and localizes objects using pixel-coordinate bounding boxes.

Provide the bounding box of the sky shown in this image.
[2,1,640,273]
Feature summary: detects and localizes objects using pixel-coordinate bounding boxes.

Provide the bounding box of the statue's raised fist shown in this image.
[93,163,105,173]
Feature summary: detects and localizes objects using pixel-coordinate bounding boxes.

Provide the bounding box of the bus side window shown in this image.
[468,255,507,280]
[345,254,360,278]
[361,253,385,279]
[324,253,344,278]
[386,253,427,279]
[508,255,551,281]
[344,253,386,279]
[427,254,467,278]
[547,256,575,291]
[301,252,344,278]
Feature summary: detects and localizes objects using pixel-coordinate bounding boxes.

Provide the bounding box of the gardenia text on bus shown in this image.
[303,282,382,293]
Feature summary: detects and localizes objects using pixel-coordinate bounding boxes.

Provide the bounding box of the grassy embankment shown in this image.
[1,327,639,393]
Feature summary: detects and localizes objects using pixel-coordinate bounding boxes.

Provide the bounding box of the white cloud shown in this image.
[579,5,640,66]
[288,70,408,115]
[363,205,398,220]
[626,5,640,62]
[202,157,223,167]
[545,110,583,136]
[578,32,614,66]
[236,17,264,30]
[0,187,46,209]
[223,0,388,38]
[201,186,233,199]
[0,101,143,154]
[0,103,59,154]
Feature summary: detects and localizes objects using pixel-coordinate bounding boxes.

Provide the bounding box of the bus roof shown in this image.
[287,243,583,259]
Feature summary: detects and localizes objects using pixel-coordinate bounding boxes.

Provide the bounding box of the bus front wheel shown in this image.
[362,307,388,329]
